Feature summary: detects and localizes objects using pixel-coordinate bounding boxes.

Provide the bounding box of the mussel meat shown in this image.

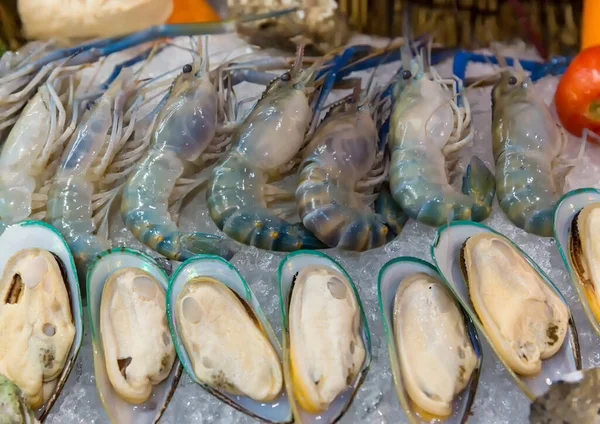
[175,276,283,402]
[393,272,478,418]
[461,233,568,375]
[100,267,176,404]
[289,265,366,413]
[0,249,75,409]
[569,203,600,321]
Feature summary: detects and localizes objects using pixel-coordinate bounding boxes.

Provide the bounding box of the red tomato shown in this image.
[555,45,600,140]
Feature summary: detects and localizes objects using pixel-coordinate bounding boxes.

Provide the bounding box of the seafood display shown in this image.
[1,11,600,422]
[207,46,327,252]
[167,255,291,423]
[296,84,401,251]
[87,248,181,423]
[491,69,572,237]
[378,257,481,423]
[388,49,495,228]
[0,220,83,420]
[554,188,600,336]
[278,250,371,422]
[432,222,580,399]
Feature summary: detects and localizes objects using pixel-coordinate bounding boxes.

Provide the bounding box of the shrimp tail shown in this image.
[68,234,111,283]
[461,156,496,221]
[497,193,555,237]
[214,208,326,252]
[375,182,409,238]
[122,207,236,261]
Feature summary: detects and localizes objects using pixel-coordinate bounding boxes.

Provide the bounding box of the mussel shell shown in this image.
[0,220,83,421]
[86,247,182,424]
[431,221,581,400]
[278,250,372,424]
[166,254,292,424]
[554,188,600,336]
[377,256,482,424]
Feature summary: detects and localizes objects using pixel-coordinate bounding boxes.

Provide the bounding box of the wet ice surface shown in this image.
[46,34,600,423]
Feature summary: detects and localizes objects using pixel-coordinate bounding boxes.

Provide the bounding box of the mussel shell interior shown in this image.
[87,247,181,424]
[378,256,481,424]
[0,220,83,420]
[554,188,600,336]
[278,250,372,424]
[431,222,581,400]
[167,254,292,424]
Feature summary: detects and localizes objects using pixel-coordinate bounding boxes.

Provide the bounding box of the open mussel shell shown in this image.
[431,221,581,400]
[377,256,481,424]
[554,187,600,336]
[0,220,83,421]
[166,254,292,424]
[277,250,372,424]
[86,247,182,423]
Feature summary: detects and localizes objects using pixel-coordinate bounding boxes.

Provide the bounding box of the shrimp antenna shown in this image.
[291,43,306,76]
[365,39,395,102]
[133,41,163,83]
[202,36,210,74]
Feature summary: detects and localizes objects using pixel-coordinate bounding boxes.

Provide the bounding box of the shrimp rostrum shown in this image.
[389,49,495,227]
[296,85,407,251]
[492,68,573,237]
[207,46,330,252]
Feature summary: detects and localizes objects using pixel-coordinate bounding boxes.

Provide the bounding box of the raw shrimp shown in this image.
[0,73,78,233]
[295,88,404,251]
[491,70,571,237]
[388,51,495,227]
[121,40,236,261]
[207,47,327,251]
[47,71,153,282]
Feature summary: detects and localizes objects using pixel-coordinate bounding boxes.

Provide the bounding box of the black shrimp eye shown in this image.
[182,64,193,74]
[281,72,291,82]
[402,69,412,80]
[508,75,518,85]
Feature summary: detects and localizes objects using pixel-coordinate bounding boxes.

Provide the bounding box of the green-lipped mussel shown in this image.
[432,221,580,400]
[167,255,291,423]
[378,257,481,423]
[278,250,371,423]
[0,220,82,421]
[87,248,181,424]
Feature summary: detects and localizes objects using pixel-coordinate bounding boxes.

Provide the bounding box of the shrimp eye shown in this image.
[508,75,517,85]
[281,72,291,82]
[402,70,412,80]
[182,64,193,74]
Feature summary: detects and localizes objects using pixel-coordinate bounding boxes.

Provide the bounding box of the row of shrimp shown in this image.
[0,30,578,285]
[204,38,581,256]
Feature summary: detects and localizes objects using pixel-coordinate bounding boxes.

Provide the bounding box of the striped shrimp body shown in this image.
[121,43,236,261]
[389,55,495,227]
[207,50,327,251]
[492,71,569,237]
[0,72,79,233]
[296,93,399,251]
[48,71,150,281]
